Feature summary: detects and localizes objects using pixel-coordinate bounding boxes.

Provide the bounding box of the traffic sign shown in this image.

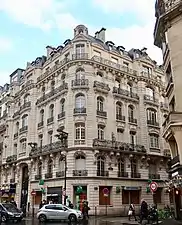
[31,190,36,196]
[150,182,158,192]
[103,188,109,197]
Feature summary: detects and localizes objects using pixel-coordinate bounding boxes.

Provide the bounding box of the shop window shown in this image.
[122,190,140,204]
[99,186,112,205]
[73,186,87,211]
[153,188,162,204]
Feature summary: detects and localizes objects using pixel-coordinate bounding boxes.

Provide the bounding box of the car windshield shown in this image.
[2,204,19,213]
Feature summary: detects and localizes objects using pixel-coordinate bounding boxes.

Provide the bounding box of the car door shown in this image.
[55,205,67,220]
[45,205,58,220]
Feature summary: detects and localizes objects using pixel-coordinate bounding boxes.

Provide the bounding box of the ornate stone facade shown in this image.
[0,25,170,215]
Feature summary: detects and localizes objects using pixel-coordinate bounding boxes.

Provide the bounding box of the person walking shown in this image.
[128,203,137,221]
[140,199,148,224]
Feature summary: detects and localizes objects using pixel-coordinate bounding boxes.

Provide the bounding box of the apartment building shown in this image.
[0,25,170,215]
[154,0,182,219]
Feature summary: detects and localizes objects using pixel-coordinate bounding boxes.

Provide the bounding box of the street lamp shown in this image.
[55,128,68,205]
[28,142,37,217]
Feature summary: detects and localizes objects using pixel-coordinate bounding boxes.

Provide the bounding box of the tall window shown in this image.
[127,83,132,94]
[60,99,65,113]
[42,87,45,96]
[13,144,17,155]
[147,109,157,123]
[22,114,28,127]
[97,156,105,176]
[15,122,19,133]
[76,68,85,80]
[47,159,53,174]
[130,132,136,145]
[118,158,125,177]
[51,81,55,91]
[39,134,43,147]
[131,159,137,174]
[38,161,42,176]
[75,123,85,142]
[75,155,86,170]
[97,96,104,111]
[150,134,159,148]
[128,105,134,119]
[49,104,54,118]
[75,93,85,109]
[98,125,105,140]
[116,102,122,115]
[76,44,85,55]
[59,157,65,171]
[24,94,29,104]
[40,109,44,122]
[20,139,27,153]
[146,87,154,99]
[48,131,53,144]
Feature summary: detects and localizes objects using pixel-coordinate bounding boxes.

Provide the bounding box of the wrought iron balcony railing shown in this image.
[56,171,65,178]
[118,171,128,178]
[47,117,54,124]
[131,172,141,178]
[58,111,65,120]
[128,117,137,124]
[96,110,107,117]
[147,120,159,127]
[97,171,109,177]
[45,173,53,179]
[20,101,31,111]
[113,87,139,100]
[144,95,159,104]
[35,175,42,180]
[72,79,89,87]
[72,53,88,60]
[38,121,44,128]
[19,126,28,133]
[74,108,86,114]
[6,155,17,163]
[116,114,125,121]
[73,170,88,176]
[148,174,160,180]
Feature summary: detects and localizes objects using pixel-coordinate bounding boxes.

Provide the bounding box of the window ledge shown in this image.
[150,147,160,153]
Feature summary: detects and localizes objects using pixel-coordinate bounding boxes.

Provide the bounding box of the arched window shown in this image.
[116,101,122,118]
[49,104,54,118]
[40,109,44,122]
[149,133,159,148]
[97,96,104,111]
[37,161,42,176]
[20,138,27,153]
[97,156,106,177]
[60,99,65,113]
[131,159,137,178]
[75,123,85,144]
[75,155,86,170]
[147,108,157,124]
[146,87,154,100]
[128,105,134,119]
[75,93,85,109]
[22,114,28,127]
[47,159,53,174]
[24,94,29,104]
[98,125,105,140]
[118,158,125,177]
[76,68,85,80]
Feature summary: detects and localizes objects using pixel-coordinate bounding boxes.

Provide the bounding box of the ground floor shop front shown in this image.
[26,178,170,215]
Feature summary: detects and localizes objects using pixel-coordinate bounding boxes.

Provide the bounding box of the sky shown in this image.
[0,0,162,85]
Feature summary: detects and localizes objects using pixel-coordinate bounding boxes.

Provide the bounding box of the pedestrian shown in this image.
[39,201,43,209]
[140,199,148,224]
[128,203,137,221]
[82,201,90,220]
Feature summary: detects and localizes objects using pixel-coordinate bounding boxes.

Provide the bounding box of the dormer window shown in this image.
[111,57,118,64]
[106,41,115,51]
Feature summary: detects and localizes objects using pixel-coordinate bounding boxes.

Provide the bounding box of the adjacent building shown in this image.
[0,25,170,215]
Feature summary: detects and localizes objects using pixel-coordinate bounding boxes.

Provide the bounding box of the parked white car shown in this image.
[37,204,83,222]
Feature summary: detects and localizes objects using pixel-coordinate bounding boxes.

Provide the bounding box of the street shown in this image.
[3,217,182,225]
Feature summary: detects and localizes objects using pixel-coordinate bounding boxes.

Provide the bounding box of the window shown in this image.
[122,190,140,204]
[117,128,123,141]
[130,132,136,145]
[22,114,28,127]
[99,186,111,205]
[13,144,17,155]
[93,50,101,57]
[76,44,85,55]
[47,159,53,174]
[59,157,65,171]
[40,109,44,122]
[51,81,55,91]
[143,66,152,75]
[75,123,85,140]
[116,102,122,116]
[97,156,105,176]
[123,61,129,67]
[128,105,134,119]
[118,158,125,177]
[153,188,162,204]
[15,122,19,133]
[146,87,154,100]
[76,68,85,80]
[42,87,45,95]
[98,125,104,140]
[48,131,53,144]
[49,104,54,118]
[61,74,66,84]
[111,57,118,64]
[39,134,43,147]
[38,161,42,176]
[131,159,137,174]
[147,109,157,124]
[75,93,85,109]
[24,94,29,104]
[20,139,26,153]
[60,99,65,113]
[150,134,159,148]
[97,96,104,111]
[75,155,86,170]
[127,83,132,94]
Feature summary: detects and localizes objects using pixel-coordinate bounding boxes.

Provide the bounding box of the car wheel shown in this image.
[69,214,77,222]
[1,215,7,222]
[39,214,47,223]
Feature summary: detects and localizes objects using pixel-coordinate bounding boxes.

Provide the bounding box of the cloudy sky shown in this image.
[0,0,162,85]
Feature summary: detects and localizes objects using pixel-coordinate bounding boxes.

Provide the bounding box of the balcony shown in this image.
[71,79,89,89]
[38,121,44,128]
[148,174,161,180]
[58,111,65,120]
[113,87,139,102]
[47,117,54,124]
[36,83,68,105]
[171,155,180,166]
[10,178,15,183]
[97,171,109,177]
[118,171,128,178]
[72,53,88,60]
[73,170,88,176]
[19,126,28,133]
[56,171,65,178]
[14,132,18,139]
[6,155,17,163]
[45,173,53,179]
[20,101,31,111]
[128,117,137,124]
[35,175,42,180]
[147,120,159,127]
[131,172,141,178]
[74,140,85,145]
[96,110,107,118]
[144,95,159,106]
[163,112,182,130]
[93,81,110,94]
[74,107,86,114]
[93,138,146,153]
[116,114,125,121]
